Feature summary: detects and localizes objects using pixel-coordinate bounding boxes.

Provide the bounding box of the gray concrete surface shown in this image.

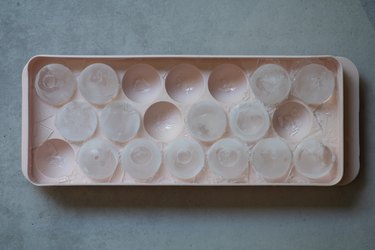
[1,0,375,249]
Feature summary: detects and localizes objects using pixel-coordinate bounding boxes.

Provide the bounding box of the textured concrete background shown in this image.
[1,0,375,249]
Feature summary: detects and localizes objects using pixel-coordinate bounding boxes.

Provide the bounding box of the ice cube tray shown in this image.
[21,55,360,186]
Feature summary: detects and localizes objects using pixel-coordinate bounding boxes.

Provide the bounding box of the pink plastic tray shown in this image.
[21,55,360,186]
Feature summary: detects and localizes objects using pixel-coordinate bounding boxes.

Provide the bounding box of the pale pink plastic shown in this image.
[21,55,359,186]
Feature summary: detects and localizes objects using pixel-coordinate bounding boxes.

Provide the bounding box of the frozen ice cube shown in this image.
[165,139,205,180]
[55,101,97,142]
[187,101,227,142]
[78,63,119,105]
[230,102,270,142]
[120,138,161,180]
[250,64,291,105]
[252,138,292,180]
[207,138,248,179]
[35,64,77,106]
[77,138,119,180]
[100,102,140,143]
[292,63,335,105]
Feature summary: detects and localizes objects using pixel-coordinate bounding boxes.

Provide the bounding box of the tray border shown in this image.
[337,57,360,185]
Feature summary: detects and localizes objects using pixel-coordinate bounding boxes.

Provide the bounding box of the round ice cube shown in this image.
[77,138,119,180]
[294,138,335,179]
[121,138,161,180]
[100,102,140,143]
[187,101,227,142]
[165,139,205,180]
[230,102,270,142]
[35,64,77,106]
[292,63,335,105]
[252,138,292,180]
[55,101,97,142]
[207,138,248,179]
[250,64,291,105]
[78,63,119,105]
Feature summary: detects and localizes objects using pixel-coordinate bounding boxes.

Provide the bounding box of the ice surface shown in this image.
[230,102,270,142]
[207,138,248,179]
[121,138,161,180]
[165,139,205,180]
[55,101,97,142]
[78,63,119,105]
[187,101,227,142]
[252,138,292,180]
[100,102,140,143]
[35,64,77,106]
[250,64,291,105]
[77,138,119,180]
[292,63,335,105]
